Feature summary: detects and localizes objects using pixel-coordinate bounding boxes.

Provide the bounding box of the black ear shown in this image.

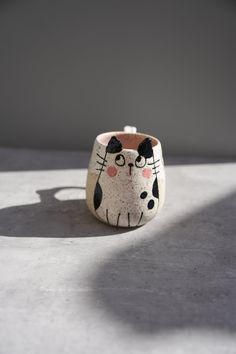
[138,137,153,158]
[106,136,123,153]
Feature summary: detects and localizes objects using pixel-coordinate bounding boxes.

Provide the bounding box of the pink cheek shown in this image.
[107,165,118,177]
[142,168,152,178]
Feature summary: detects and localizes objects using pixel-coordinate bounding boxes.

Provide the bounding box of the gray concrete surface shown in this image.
[0,148,235,354]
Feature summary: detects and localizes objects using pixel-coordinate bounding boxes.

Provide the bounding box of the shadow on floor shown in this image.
[0,187,130,237]
[91,192,236,332]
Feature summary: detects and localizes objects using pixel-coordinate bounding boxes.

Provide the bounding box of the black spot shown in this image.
[147,199,155,209]
[137,137,153,158]
[106,136,123,154]
[152,177,159,198]
[140,191,148,199]
[93,181,103,210]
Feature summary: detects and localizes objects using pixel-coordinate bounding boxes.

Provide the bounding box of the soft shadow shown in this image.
[91,193,236,332]
[0,187,130,237]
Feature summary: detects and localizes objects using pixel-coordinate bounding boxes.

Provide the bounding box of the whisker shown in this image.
[148,159,160,165]
[96,168,105,172]
[96,153,107,162]
[153,171,160,176]
[96,160,107,167]
[152,165,160,170]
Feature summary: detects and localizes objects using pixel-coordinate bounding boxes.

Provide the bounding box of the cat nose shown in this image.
[128,163,134,175]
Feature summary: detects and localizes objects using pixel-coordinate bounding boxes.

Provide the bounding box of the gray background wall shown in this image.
[0,0,235,157]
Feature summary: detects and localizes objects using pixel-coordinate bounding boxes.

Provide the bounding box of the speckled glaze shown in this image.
[86,130,165,227]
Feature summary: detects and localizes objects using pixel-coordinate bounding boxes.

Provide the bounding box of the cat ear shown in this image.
[138,137,153,158]
[106,136,123,153]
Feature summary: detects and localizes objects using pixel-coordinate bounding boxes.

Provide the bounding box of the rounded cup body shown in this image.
[86,131,165,227]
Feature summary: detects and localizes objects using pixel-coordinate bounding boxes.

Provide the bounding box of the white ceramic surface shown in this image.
[86,129,165,227]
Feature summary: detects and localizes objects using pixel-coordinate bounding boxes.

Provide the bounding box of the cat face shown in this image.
[96,136,160,184]
[87,132,164,227]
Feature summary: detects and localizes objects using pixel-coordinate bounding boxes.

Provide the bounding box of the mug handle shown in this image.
[123,125,137,133]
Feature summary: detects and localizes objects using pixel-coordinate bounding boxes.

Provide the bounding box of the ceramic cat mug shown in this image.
[86,127,165,227]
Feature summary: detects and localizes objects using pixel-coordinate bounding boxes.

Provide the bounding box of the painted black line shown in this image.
[148,159,160,165]
[116,213,121,227]
[97,151,108,182]
[152,165,160,170]
[96,153,107,162]
[153,171,160,176]
[106,209,110,224]
[96,168,105,172]
[128,212,130,227]
[137,212,143,226]
[96,160,107,167]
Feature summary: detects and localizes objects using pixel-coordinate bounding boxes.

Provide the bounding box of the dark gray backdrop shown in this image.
[0,0,235,156]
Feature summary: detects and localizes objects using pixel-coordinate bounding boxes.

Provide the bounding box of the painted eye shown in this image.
[115,154,125,166]
[135,155,146,168]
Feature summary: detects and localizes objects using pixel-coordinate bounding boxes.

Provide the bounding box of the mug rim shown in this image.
[96,131,159,151]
